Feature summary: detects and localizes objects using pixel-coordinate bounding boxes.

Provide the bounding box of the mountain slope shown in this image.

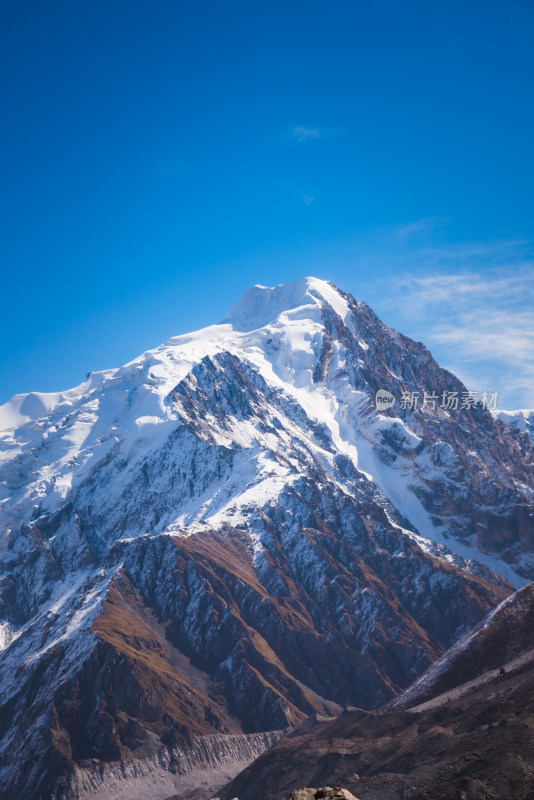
[494,408,534,445]
[0,277,532,798]
[389,579,534,711]
[219,582,534,800]
[2,278,532,584]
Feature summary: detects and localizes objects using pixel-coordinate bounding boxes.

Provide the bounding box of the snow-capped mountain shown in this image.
[494,408,534,444]
[0,277,532,799]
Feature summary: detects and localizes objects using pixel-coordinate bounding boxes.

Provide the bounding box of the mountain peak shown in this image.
[2,275,534,799]
[223,276,352,332]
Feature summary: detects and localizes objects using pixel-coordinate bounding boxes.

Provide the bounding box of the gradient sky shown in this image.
[1,0,533,408]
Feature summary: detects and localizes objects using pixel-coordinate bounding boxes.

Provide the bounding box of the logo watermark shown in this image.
[375,389,499,412]
[375,389,396,410]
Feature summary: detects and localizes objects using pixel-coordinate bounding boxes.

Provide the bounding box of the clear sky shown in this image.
[1,0,533,409]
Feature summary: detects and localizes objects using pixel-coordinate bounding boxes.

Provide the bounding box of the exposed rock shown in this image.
[494,408,534,444]
[69,731,284,800]
[218,582,534,800]
[388,580,534,711]
[284,789,359,800]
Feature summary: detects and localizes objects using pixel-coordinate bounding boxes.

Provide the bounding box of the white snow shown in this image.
[493,408,534,439]
[0,277,528,585]
[223,276,349,332]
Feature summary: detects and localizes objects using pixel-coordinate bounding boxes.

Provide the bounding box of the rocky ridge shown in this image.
[218,582,534,800]
[282,791,359,800]
[494,408,534,444]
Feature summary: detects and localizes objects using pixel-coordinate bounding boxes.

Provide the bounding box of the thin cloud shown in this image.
[383,267,534,409]
[357,228,534,409]
[291,126,320,143]
[301,193,315,205]
[392,218,448,242]
[392,270,533,311]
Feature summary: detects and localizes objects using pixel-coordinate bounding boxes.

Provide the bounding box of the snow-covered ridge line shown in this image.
[494,408,534,443]
[1,276,532,582]
[1,276,531,799]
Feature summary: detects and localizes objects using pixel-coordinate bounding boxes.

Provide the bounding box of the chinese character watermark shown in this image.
[377,388,499,412]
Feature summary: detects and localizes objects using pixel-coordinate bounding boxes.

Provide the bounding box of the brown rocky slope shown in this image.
[218,583,534,800]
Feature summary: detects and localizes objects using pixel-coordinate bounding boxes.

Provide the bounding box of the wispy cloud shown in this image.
[291,126,320,143]
[395,270,534,403]
[392,217,448,242]
[300,193,315,205]
[358,227,534,409]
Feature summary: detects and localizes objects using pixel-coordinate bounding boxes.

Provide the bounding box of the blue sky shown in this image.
[1,0,533,408]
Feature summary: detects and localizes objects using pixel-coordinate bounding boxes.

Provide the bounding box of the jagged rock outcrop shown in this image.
[495,408,534,444]
[283,789,359,800]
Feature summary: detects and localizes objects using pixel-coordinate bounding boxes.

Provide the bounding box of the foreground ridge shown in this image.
[218,583,534,800]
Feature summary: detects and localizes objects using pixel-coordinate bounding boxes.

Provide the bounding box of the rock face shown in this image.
[283,789,359,800]
[388,580,534,711]
[219,582,534,800]
[0,277,533,798]
[72,730,284,800]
